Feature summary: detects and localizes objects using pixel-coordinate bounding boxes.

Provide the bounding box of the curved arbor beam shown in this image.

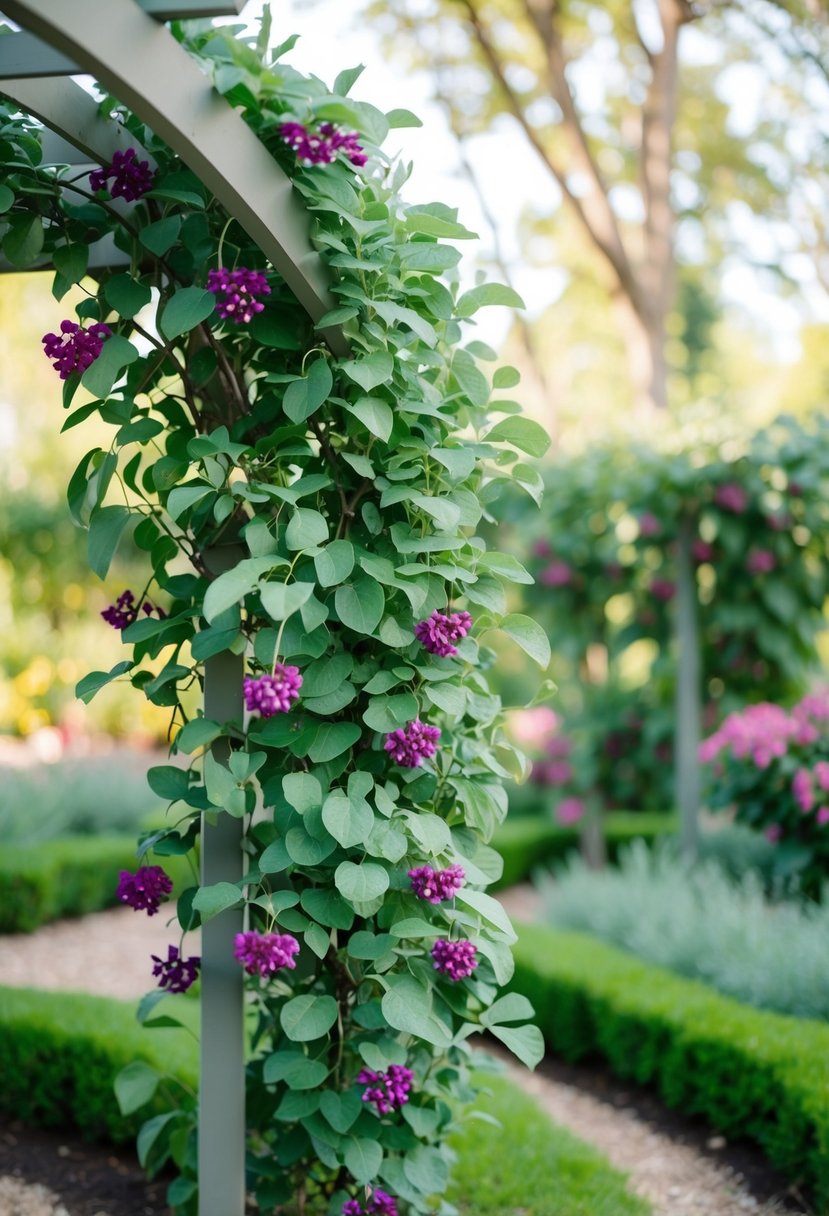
[0,0,347,355]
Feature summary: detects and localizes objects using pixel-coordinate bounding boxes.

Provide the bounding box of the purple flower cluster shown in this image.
[650,578,676,602]
[206,267,271,324]
[384,719,440,768]
[42,320,111,379]
[746,548,776,575]
[343,1192,397,1216]
[414,609,473,657]
[714,482,748,514]
[281,121,367,167]
[699,696,829,768]
[408,863,465,904]
[151,945,200,994]
[539,560,573,587]
[243,666,302,717]
[431,937,478,981]
[691,539,715,563]
[233,931,300,977]
[357,1064,413,1115]
[101,589,162,630]
[89,147,156,201]
[556,797,585,826]
[638,512,662,538]
[116,866,173,916]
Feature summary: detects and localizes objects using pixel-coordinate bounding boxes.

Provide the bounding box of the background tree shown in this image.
[366,0,829,420]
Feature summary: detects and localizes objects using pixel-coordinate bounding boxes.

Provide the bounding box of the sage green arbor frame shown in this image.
[0,5,347,1212]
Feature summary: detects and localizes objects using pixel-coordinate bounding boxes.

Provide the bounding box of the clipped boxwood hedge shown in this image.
[0,837,191,934]
[492,812,676,889]
[0,986,649,1215]
[0,986,198,1141]
[512,925,829,1211]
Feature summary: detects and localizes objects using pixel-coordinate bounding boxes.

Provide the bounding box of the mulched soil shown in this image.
[0,1117,168,1216]
[539,1055,810,1214]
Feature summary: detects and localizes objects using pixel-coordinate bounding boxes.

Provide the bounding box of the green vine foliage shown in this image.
[506,416,829,812]
[1,14,550,1216]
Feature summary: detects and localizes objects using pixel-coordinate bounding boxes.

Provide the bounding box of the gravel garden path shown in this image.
[0,898,806,1216]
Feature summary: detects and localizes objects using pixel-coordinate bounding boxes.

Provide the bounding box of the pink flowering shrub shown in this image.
[701,691,829,896]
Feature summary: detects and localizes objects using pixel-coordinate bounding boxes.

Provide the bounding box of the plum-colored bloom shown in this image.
[151,945,200,994]
[431,937,478,981]
[691,540,715,563]
[650,578,676,602]
[342,1192,398,1216]
[793,768,815,813]
[281,121,367,166]
[207,267,271,324]
[358,1064,413,1115]
[815,761,829,792]
[117,866,173,916]
[817,807,829,826]
[714,482,748,514]
[700,702,799,765]
[384,719,440,768]
[244,666,302,717]
[414,609,473,657]
[638,512,661,538]
[540,561,572,587]
[102,589,162,630]
[409,863,465,903]
[42,320,111,379]
[233,931,299,977]
[532,759,573,786]
[746,549,775,575]
[89,147,156,201]
[556,797,585,826]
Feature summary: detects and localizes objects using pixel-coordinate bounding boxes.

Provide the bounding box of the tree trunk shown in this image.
[612,291,669,414]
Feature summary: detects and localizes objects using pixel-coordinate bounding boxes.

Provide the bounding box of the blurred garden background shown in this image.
[3,2,829,1214]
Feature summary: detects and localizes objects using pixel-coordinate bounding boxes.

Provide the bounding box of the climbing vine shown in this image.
[1,13,550,1216]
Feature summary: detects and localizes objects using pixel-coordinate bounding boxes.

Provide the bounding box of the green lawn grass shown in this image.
[450,1073,649,1216]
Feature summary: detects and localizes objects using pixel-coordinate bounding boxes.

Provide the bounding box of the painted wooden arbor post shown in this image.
[0,5,346,1212]
[675,513,701,859]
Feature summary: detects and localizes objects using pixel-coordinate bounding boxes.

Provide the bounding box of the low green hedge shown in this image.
[0,836,192,934]
[512,925,829,1211]
[0,986,198,1141]
[492,812,676,888]
[0,985,648,1215]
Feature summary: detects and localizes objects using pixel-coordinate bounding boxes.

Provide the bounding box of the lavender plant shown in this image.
[0,14,549,1215]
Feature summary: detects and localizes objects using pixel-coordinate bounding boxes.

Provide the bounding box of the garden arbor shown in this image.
[0,5,345,1213]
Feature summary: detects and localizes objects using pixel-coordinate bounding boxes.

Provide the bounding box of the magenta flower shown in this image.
[431,937,478,981]
[638,512,661,538]
[540,561,573,587]
[814,761,829,792]
[746,549,775,575]
[89,147,156,201]
[102,589,162,630]
[281,121,367,166]
[384,719,440,768]
[700,702,799,765]
[414,609,473,657]
[343,1193,398,1216]
[408,863,465,904]
[244,666,302,717]
[556,797,585,826]
[714,482,748,514]
[691,540,715,563]
[207,267,271,324]
[42,320,111,379]
[116,866,173,916]
[650,578,676,602]
[357,1064,414,1115]
[151,945,200,994]
[817,807,829,826]
[233,931,299,977]
[793,768,815,813]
